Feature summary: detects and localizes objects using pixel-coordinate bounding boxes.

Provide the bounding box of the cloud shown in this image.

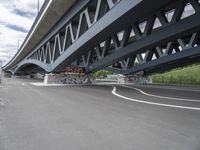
[12,8,36,18]
[0,4,35,31]
[0,0,45,66]
[5,24,28,33]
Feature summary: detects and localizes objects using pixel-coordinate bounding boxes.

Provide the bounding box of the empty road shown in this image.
[0,78,200,150]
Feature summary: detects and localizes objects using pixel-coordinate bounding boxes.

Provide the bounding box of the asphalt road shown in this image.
[0,78,200,150]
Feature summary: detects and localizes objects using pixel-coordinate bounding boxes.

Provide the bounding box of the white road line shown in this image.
[120,85,200,102]
[112,86,200,111]
[30,82,75,87]
[132,84,200,92]
[21,83,25,86]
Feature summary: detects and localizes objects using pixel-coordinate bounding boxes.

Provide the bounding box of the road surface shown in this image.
[0,78,200,150]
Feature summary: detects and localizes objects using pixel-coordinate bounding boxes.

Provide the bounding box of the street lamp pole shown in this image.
[17,39,22,50]
[38,0,40,14]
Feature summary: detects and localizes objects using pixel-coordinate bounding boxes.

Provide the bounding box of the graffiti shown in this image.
[48,74,61,83]
[60,74,92,84]
[44,73,93,84]
[63,66,86,73]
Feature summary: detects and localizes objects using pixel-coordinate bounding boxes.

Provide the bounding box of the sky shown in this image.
[0,0,45,66]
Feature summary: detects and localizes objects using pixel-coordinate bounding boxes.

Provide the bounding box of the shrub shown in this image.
[152,64,200,85]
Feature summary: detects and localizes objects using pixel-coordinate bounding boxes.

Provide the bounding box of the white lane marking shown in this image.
[112,86,200,111]
[21,83,25,86]
[30,82,72,87]
[121,85,200,102]
[132,84,200,92]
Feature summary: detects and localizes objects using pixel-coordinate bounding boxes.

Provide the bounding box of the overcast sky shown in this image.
[0,0,45,66]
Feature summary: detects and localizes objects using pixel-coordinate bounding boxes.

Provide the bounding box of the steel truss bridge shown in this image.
[3,0,200,75]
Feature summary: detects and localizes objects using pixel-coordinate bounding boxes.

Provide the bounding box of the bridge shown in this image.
[2,0,200,75]
[1,1,200,149]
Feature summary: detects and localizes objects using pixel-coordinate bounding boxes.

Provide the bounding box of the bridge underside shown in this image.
[14,64,46,75]
[5,0,200,76]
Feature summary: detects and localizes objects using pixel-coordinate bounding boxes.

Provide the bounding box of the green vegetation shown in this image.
[152,64,200,85]
[93,70,112,78]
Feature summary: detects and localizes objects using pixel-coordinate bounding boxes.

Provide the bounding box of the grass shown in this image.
[152,64,200,85]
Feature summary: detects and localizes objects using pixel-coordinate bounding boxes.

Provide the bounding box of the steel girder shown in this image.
[11,0,125,74]
[85,0,200,74]
[9,0,200,75]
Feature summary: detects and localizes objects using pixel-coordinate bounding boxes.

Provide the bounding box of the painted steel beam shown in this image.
[53,0,173,72]
[7,0,200,76]
[88,12,200,72]
[123,46,200,75]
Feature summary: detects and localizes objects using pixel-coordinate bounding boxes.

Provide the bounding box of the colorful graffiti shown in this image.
[63,66,86,73]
